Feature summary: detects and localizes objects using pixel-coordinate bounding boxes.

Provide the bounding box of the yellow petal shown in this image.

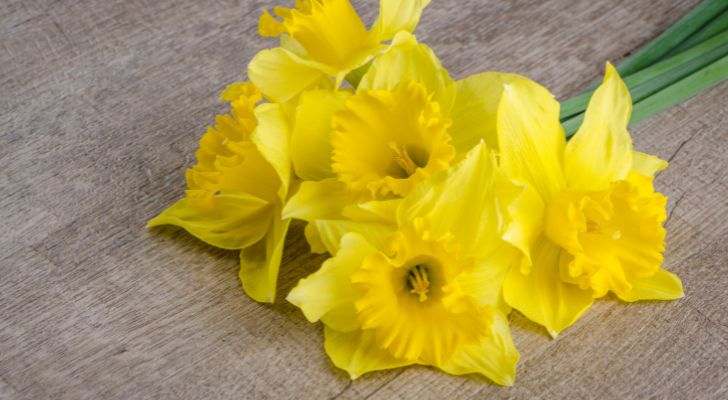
[503,237,594,337]
[219,82,261,103]
[439,312,519,386]
[310,218,395,255]
[287,233,375,331]
[565,63,633,191]
[304,222,327,254]
[398,143,503,259]
[449,72,526,153]
[618,268,684,302]
[304,199,399,255]
[239,212,291,303]
[358,32,455,112]
[282,179,354,221]
[147,193,271,250]
[341,199,400,225]
[324,327,413,379]
[498,78,566,200]
[499,177,545,274]
[252,103,291,201]
[631,151,668,178]
[258,10,286,37]
[248,47,327,103]
[372,0,430,41]
[291,89,350,181]
[456,245,515,312]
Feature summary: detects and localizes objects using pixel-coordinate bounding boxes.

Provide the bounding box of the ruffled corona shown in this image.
[352,225,491,364]
[545,175,667,297]
[331,80,455,199]
[184,84,280,206]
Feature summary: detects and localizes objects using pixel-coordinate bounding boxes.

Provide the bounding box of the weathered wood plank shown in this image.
[2,0,726,398]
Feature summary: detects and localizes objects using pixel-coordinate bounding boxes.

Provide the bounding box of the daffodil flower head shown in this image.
[260,0,377,72]
[498,63,684,337]
[149,81,294,303]
[287,144,521,385]
[352,222,492,364]
[249,0,432,102]
[331,80,455,199]
[281,32,533,255]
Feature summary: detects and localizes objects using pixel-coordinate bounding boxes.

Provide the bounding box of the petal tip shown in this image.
[500,375,516,387]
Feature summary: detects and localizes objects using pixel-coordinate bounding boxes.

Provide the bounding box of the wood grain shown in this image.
[1,0,727,398]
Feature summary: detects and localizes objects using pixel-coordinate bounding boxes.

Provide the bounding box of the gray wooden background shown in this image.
[2,0,727,398]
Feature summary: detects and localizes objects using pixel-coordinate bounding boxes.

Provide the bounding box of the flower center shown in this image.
[389,142,428,178]
[586,218,622,240]
[331,80,455,199]
[585,219,601,234]
[407,264,431,302]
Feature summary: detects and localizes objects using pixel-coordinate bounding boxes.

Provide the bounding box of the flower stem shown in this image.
[616,0,728,76]
[629,53,728,126]
[665,7,728,57]
[563,53,728,137]
[561,29,728,121]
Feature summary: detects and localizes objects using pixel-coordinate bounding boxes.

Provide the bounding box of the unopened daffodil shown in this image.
[250,0,431,102]
[148,82,292,303]
[496,64,684,337]
[288,143,521,385]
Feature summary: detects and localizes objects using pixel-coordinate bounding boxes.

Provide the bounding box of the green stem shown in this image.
[561,29,728,120]
[666,7,728,57]
[629,53,728,126]
[563,53,728,137]
[616,0,728,76]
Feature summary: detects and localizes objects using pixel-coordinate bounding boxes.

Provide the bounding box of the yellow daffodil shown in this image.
[282,32,526,254]
[287,143,521,385]
[497,64,684,337]
[249,0,431,102]
[148,82,292,303]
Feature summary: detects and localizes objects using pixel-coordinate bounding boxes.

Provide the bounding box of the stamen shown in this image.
[586,219,601,234]
[389,142,418,177]
[407,264,430,302]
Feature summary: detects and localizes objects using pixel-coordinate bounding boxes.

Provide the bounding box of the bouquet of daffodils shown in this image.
[149,0,728,385]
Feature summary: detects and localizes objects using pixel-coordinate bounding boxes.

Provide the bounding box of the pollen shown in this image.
[407,264,430,302]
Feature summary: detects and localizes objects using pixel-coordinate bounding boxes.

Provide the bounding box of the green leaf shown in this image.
[666,8,728,57]
[562,30,728,136]
[617,0,728,77]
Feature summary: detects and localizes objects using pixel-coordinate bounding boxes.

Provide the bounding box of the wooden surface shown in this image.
[2,0,727,398]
